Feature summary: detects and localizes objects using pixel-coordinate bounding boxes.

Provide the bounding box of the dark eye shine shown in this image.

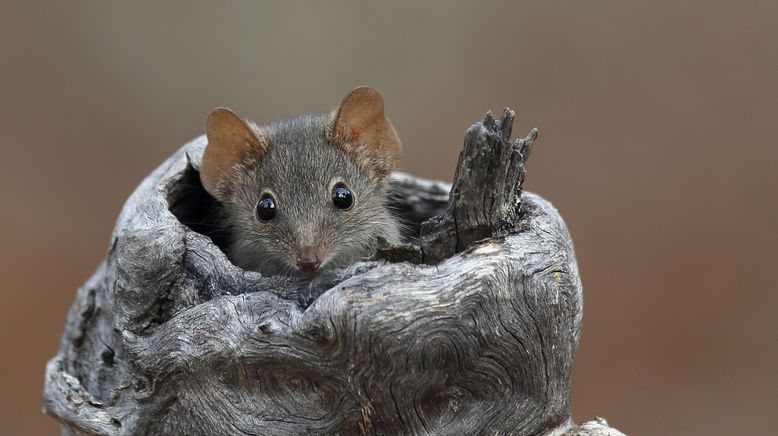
[256,194,276,221]
[331,184,354,210]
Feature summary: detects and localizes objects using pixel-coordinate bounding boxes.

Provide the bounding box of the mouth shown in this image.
[293,248,329,274]
[296,258,321,273]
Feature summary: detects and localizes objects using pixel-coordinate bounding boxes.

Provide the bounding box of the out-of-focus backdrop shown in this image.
[2,2,776,434]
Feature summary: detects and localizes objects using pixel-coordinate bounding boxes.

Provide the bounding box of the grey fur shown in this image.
[218,113,401,276]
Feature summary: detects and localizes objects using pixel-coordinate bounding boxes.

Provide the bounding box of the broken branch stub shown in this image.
[418,108,537,264]
[43,110,623,435]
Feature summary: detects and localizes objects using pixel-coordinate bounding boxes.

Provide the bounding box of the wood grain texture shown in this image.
[43,111,624,435]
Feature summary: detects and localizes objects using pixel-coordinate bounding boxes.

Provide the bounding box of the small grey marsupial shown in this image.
[200,86,403,277]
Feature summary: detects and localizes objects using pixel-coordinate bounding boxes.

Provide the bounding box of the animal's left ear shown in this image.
[329,86,401,175]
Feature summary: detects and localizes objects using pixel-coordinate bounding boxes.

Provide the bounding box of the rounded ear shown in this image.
[329,86,401,174]
[201,108,264,201]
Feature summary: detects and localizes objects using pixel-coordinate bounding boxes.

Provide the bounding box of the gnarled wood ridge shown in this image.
[43,110,624,435]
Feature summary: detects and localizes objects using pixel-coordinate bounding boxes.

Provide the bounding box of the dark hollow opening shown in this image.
[167,163,231,250]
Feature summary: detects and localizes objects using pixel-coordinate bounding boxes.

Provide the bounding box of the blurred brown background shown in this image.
[2,1,776,435]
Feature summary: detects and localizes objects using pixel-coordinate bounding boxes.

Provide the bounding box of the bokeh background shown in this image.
[2,2,776,435]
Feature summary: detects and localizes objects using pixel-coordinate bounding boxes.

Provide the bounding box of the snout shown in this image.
[296,254,321,273]
[295,246,327,273]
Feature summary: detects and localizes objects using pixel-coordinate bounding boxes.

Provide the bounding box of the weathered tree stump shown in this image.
[43,110,624,435]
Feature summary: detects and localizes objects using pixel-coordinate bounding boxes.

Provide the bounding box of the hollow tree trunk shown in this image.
[43,110,625,435]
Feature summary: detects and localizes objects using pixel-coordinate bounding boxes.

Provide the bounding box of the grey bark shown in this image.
[43,110,624,435]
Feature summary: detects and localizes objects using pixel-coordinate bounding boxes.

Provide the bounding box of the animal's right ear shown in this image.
[201,108,265,201]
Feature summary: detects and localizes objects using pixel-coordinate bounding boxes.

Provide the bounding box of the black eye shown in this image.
[256,194,276,221]
[331,184,354,210]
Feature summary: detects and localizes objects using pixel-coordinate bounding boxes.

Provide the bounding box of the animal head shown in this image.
[200,86,402,276]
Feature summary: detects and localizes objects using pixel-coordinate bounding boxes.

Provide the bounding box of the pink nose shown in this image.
[296,255,321,273]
